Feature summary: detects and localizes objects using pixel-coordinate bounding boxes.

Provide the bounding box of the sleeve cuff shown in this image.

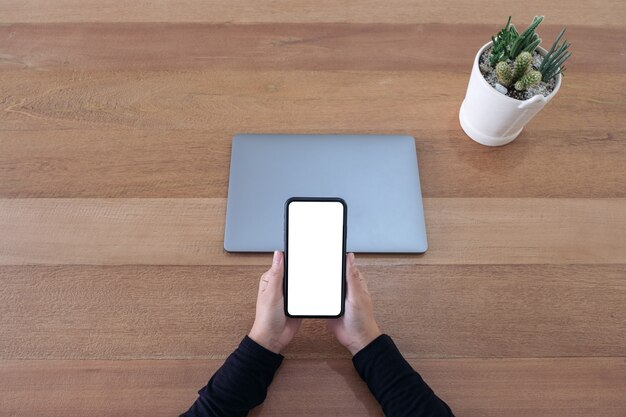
[352,334,397,367]
[240,335,284,367]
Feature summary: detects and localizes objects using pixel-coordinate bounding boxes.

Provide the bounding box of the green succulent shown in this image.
[489,16,543,65]
[513,51,533,80]
[489,16,573,88]
[509,16,543,59]
[495,61,514,86]
[489,16,518,65]
[515,70,542,91]
[495,52,541,91]
[539,27,571,82]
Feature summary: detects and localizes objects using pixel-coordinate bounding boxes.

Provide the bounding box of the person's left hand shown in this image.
[249,251,301,354]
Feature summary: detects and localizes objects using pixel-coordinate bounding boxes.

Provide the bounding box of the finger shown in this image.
[271,250,282,270]
[349,254,371,294]
[260,251,284,293]
[259,251,280,292]
[345,252,365,299]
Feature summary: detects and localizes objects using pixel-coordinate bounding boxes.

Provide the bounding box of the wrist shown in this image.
[346,328,382,355]
[248,328,283,354]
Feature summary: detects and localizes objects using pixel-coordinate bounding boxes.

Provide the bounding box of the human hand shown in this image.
[249,251,301,354]
[326,253,381,355]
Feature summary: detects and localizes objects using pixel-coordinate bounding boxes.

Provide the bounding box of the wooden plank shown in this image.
[1,128,625,199]
[0,1,623,25]
[0,69,464,131]
[0,23,622,72]
[0,130,232,198]
[0,198,624,266]
[1,358,624,417]
[1,264,624,359]
[0,69,623,136]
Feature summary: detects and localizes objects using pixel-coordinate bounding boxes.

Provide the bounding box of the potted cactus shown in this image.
[459,16,572,146]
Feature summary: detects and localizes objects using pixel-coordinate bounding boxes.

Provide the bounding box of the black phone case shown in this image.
[283,196,347,318]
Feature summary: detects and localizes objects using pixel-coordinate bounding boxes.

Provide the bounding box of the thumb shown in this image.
[271,250,284,274]
[345,253,365,299]
[260,251,284,292]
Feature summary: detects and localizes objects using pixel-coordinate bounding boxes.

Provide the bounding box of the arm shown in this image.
[327,253,454,417]
[353,334,454,417]
[182,251,301,417]
[180,336,283,417]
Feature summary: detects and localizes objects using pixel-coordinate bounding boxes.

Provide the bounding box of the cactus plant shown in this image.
[495,61,513,86]
[461,15,573,144]
[485,16,572,98]
[495,51,541,91]
[512,51,532,80]
[514,70,542,91]
[488,16,572,82]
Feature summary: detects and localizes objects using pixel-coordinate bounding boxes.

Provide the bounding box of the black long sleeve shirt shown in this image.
[181,334,454,417]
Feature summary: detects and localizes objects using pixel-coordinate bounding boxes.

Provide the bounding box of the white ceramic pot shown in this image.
[459,42,562,146]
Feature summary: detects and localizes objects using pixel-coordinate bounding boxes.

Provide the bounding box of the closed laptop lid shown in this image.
[224,134,427,253]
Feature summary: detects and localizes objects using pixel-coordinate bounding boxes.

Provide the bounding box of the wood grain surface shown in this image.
[1,128,625,199]
[1,264,624,359]
[2,358,625,417]
[0,1,625,416]
[1,23,624,72]
[1,198,624,265]
[0,1,624,25]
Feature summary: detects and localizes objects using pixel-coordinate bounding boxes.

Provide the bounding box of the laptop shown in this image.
[224,134,427,253]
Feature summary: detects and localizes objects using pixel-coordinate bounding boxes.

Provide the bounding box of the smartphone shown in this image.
[284,197,347,318]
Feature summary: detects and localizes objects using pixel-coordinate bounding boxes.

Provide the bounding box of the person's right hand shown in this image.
[326,253,382,355]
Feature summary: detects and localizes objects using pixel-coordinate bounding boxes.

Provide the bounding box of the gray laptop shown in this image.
[224,134,427,253]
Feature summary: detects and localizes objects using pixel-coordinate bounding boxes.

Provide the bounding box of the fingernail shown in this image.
[348,252,355,265]
[273,251,280,266]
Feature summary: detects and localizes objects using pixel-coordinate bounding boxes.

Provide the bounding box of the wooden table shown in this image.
[1,2,625,416]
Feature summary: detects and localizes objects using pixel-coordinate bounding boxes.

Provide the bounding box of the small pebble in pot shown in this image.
[494,83,508,95]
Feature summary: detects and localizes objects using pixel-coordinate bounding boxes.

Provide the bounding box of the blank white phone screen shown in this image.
[286,201,345,316]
